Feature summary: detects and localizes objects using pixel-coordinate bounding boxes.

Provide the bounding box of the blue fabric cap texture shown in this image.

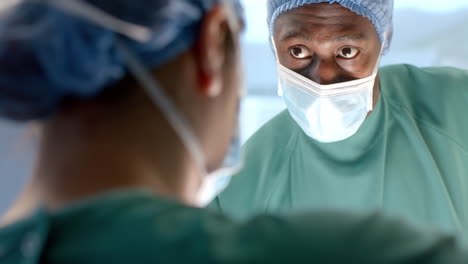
[267,0,394,51]
[0,0,242,121]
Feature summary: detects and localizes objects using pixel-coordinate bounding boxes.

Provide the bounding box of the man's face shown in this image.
[273,3,382,85]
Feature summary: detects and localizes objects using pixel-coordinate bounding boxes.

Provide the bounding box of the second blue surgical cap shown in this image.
[0,0,242,120]
[267,0,394,50]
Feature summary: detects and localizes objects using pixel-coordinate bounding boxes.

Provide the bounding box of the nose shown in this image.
[306,59,341,85]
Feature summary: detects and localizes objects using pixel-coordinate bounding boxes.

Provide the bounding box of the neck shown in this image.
[374,75,381,106]
[1,101,201,226]
[367,74,381,117]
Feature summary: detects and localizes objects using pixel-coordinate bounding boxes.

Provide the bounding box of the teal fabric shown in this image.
[212,64,468,239]
[1,189,468,263]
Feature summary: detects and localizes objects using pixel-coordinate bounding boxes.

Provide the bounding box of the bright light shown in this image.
[395,0,468,12]
[241,0,269,43]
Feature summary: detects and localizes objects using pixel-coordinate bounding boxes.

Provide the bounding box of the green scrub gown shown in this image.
[0,189,467,263]
[211,64,468,238]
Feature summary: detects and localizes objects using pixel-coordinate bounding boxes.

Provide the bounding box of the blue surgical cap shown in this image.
[267,0,394,51]
[0,0,242,120]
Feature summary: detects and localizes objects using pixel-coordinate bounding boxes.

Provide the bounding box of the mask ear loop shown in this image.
[4,0,152,42]
[4,0,205,173]
[115,0,242,188]
[367,33,387,111]
[116,41,208,179]
[270,36,284,96]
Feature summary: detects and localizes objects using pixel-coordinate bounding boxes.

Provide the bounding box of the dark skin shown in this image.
[1,4,243,225]
[273,3,382,110]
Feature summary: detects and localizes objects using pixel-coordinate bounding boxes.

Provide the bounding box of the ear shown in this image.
[194,4,230,98]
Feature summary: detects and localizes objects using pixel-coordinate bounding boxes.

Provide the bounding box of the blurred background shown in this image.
[1,0,467,215]
[239,0,468,144]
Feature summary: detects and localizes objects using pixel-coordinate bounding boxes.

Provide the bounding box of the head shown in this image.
[0,0,244,206]
[267,0,394,84]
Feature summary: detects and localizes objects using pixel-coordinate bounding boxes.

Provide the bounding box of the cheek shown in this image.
[338,61,370,78]
[338,50,381,78]
[278,52,311,71]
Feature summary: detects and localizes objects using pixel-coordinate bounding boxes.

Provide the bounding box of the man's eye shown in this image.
[337,46,359,59]
[289,46,311,59]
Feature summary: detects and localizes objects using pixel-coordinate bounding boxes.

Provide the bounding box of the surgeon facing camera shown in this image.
[0,0,467,263]
[213,1,468,242]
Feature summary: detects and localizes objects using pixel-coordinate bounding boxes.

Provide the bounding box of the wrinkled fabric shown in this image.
[0,0,242,120]
[2,189,468,263]
[267,0,393,51]
[211,65,468,242]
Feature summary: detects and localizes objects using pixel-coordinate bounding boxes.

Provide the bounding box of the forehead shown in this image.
[274,3,376,41]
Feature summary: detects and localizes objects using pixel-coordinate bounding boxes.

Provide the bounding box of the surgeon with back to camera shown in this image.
[0,0,467,263]
[213,0,468,239]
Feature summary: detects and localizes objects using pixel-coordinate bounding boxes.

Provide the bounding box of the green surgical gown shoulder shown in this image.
[382,64,468,148]
[1,190,467,264]
[209,109,299,217]
[212,64,468,235]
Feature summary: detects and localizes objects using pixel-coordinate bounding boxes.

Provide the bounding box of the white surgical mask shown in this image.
[119,0,243,207]
[118,44,243,207]
[32,0,244,207]
[196,124,242,206]
[272,36,384,143]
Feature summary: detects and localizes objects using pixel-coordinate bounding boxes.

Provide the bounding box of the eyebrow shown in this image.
[281,31,312,42]
[280,31,366,43]
[335,34,366,41]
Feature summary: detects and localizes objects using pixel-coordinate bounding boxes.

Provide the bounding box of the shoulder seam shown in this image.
[265,126,300,210]
[384,94,468,155]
